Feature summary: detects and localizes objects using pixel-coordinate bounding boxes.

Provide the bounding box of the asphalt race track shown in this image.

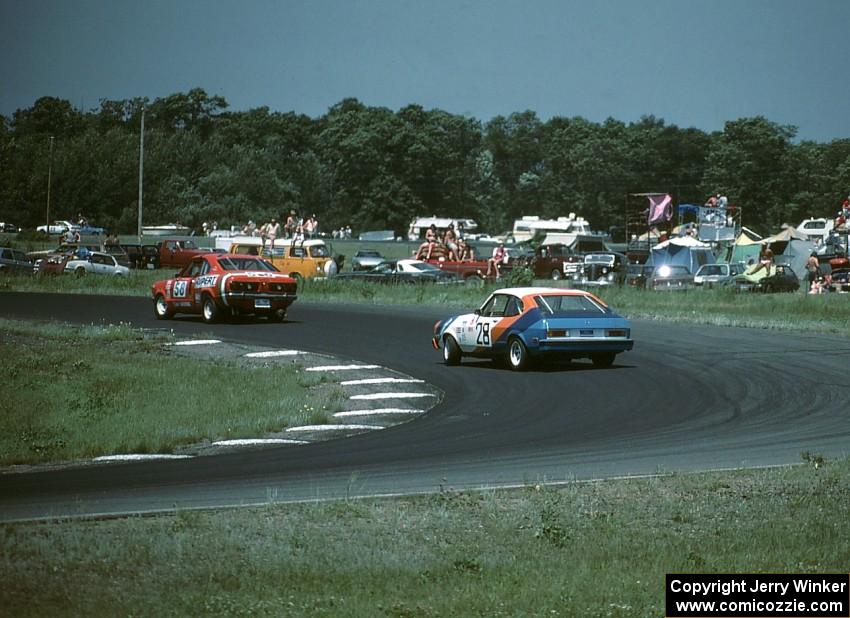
[2,291,849,522]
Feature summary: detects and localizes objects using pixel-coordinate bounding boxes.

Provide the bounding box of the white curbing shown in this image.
[305,364,381,372]
[339,377,424,386]
[349,392,436,401]
[334,408,424,418]
[170,340,222,346]
[94,454,193,462]
[213,438,307,446]
[285,424,382,432]
[243,350,302,358]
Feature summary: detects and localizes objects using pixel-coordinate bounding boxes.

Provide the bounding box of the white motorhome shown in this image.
[509,214,592,243]
[407,217,479,240]
[796,217,834,243]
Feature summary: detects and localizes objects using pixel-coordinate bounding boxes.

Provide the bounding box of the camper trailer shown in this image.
[407,217,479,241]
[509,214,592,243]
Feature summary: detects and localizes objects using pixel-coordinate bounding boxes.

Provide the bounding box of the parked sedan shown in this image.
[36,220,79,235]
[432,287,633,370]
[693,262,745,288]
[351,250,386,271]
[0,222,19,233]
[337,259,458,284]
[647,264,694,290]
[65,251,130,277]
[0,247,32,274]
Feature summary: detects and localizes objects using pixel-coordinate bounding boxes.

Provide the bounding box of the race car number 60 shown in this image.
[476,322,491,346]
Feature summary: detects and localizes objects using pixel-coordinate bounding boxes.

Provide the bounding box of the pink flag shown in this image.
[647,194,673,225]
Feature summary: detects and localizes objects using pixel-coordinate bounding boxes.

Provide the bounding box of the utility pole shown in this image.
[45,136,54,230]
[137,105,145,242]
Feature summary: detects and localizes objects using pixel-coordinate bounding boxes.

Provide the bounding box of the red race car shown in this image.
[151,253,297,323]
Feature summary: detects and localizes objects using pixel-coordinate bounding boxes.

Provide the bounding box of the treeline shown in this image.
[2,87,849,236]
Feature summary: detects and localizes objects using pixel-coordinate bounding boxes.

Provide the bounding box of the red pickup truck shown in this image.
[423,258,492,281]
[156,238,212,269]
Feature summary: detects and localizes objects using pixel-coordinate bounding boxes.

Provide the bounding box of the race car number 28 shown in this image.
[476,322,491,346]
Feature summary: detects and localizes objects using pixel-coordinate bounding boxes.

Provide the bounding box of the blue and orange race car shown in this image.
[432,287,634,370]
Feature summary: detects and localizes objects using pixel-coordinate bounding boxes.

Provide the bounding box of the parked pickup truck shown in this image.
[422,258,491,281]
[156,238,212,269]
[519,243,582,280]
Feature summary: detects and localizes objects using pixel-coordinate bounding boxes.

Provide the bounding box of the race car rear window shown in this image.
[535,294,607,315]
[217,257,278,272]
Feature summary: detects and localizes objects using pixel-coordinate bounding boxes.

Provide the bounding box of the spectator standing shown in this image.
[805,252,820,291]
[284,211,297,239]
[265,218,281,249]
[304,214,318,238]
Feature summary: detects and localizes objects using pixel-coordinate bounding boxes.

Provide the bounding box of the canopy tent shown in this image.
[728,227,814,276]
[728,227,764,265]
[760,229,815,277]
[648,236,716,273]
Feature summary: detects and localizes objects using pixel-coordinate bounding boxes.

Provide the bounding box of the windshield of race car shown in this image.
[534,294,608,315]
[217,257,279,272]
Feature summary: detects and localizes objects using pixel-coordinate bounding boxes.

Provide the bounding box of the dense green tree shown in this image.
[2,90,849,238]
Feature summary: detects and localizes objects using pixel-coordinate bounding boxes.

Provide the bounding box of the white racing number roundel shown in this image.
[172,280,188,298]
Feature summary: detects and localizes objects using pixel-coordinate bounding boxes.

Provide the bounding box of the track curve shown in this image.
[1,292,849,521]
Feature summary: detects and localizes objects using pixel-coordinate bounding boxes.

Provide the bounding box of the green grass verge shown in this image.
[0,319,343,465]
[2,458,847,616]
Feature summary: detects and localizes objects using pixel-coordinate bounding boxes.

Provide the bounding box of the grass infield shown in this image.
[0,320,342,466]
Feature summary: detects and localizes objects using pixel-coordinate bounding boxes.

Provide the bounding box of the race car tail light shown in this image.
[606,329,629,338]
[547,328,567,338]
[230,281,259,293]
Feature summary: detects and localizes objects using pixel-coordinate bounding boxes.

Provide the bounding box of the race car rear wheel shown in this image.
[443,335,462,366]
[153,294,173,320]
[202,296,220,323]
[591,352,616,368]
[270,308,287,322]
[507,336,530,371]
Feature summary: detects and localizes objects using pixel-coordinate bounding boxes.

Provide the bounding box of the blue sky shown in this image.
[2,0,849,141]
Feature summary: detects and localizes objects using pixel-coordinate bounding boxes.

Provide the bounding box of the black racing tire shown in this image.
[591,352,616,368]
[202,295,220,324]
[153,294,173,320]
[269,308,287,322]
[443,335,462,366]
[550,269,562,281]
[507,336,531,371]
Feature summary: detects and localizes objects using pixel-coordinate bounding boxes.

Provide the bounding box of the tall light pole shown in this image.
[45,136,54,230]
[137,106,145,242]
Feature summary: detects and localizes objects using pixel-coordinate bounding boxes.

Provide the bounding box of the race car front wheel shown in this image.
[202,296,220,324]
[154,294,173,320]
[443,335,461,365]
[507,336,530,371]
